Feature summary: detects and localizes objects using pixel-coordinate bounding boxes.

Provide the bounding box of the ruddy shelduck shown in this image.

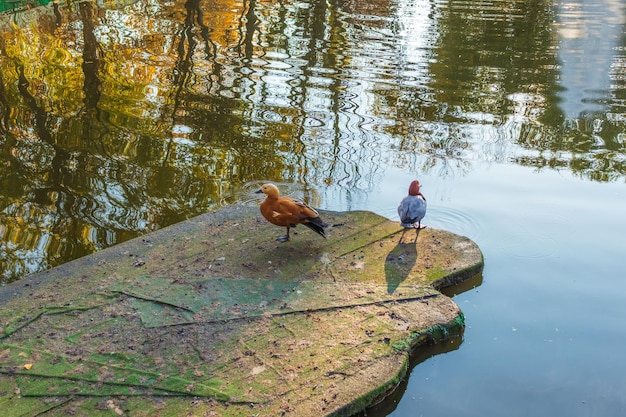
[255,183,328,242]
[397,179,427,230]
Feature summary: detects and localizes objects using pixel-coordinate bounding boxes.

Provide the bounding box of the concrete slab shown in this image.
[0,205,483,416]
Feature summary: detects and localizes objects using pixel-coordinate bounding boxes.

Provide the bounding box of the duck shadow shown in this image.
[384,228,422,294]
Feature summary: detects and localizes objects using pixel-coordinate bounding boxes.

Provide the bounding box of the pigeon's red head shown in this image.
[408,180,421,196]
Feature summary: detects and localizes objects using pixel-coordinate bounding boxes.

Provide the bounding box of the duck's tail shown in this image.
[303,217,328,239]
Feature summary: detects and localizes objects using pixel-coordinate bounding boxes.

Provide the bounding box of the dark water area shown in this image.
[1,0,625,415]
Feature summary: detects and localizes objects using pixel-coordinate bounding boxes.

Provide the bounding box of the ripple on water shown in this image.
[428,206,558,259]
[258,108,285,123]
[377,206,400,221]
[304,115,326,128]
[424,205,482,241]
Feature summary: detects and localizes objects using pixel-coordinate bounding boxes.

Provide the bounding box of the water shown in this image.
[363,164,626,416]
[1,0,626,415]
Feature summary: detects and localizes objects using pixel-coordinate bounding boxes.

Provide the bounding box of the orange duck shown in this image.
[255,183,328,242]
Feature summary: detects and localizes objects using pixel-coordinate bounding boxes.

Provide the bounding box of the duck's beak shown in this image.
[255,189,263,194]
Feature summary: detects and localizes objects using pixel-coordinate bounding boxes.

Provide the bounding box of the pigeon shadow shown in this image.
[384,228,423,294]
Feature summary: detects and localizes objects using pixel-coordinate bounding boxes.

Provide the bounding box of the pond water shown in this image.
[1,0,625,415]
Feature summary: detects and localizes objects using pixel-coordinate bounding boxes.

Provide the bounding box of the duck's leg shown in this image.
[412,222,427,241]
[278,227,290,242]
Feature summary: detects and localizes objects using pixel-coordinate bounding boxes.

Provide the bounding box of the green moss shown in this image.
[393,312,465,353]
[329,355,410,417]
[0,206,482,416]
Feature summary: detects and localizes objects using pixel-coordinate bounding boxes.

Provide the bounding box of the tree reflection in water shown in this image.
[0,0,624,282]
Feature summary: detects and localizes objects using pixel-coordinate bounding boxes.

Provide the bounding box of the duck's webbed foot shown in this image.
[277,227,291,242]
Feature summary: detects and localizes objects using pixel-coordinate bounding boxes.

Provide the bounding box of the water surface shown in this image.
[1,0,625,415]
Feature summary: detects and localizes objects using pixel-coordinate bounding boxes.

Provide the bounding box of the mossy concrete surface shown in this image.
[0,205,483,416]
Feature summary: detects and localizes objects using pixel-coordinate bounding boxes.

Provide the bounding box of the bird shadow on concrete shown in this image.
[384,228,423,294]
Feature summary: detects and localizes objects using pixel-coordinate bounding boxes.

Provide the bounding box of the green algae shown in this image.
[392,312,465,353]
[0,205,483,416]
[0,344,233,399]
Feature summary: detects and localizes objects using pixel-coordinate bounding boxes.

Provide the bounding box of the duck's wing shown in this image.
[265,198,327,238]
[286,199,328,237]
[277,198,320,218]
[398,196,427,225]
[264,198,316,226]
[398,196,408,219]
[397,196,413,222]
